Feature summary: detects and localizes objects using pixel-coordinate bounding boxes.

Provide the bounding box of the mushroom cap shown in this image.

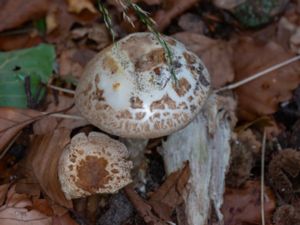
[58,132,132,199]
[75,32,210,139]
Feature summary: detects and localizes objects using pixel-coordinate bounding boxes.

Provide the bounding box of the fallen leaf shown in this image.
[58,48,96,79]
[0,44,56,108]
[27,128,72,208]
[0,33,43,51]
[0,183,10,206]
[0,185,52,225]
[67,0,97,14]
[15,178,41,198]
[0,107,44,154]
[173,32,234,88]
[124,185,167,225]
[177,13,204,34]
[46,0,98,46]
[124,163,190,224]
[222,180,276,225]
[52,213,79,225]
[0,0,51,32]
[232,37,300,121]
[32,95,87,135]
[154,0,198,31]
[148,162,190,221]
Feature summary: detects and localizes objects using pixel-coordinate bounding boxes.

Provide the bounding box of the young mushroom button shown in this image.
[75,32,211,139]
[58,132,132,199]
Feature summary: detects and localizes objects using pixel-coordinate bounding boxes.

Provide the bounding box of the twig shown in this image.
[47,84,76,95]
[215,55,300,93]
[261,129,267,225]
[47,113,84,120]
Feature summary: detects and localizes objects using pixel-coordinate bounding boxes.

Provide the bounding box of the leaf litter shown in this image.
[1,0,300,224]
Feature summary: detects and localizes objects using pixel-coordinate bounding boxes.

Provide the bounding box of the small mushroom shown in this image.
[58,132,133,199]
[75,32,210,139]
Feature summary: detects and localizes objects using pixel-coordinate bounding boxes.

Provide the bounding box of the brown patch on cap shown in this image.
[94,88,105,101]
[130,97,144,109]
[112,82,121,91]
[135,48,166,73]
[179,102,188,109]
[183,52,197,64]
[153,67,162,76]
[173,78,191,97]
[116,110,133,119]
[76,156,110,192]
[103,55,119,74]
[96,103,111,110]
[135,112,146,120]
[150,94,176,111]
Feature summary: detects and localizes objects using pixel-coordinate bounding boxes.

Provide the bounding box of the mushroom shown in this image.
[75,32,210,139]
[58,132,133,199]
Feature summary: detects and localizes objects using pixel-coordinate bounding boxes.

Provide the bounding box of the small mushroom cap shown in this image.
[58,132,132,199]
[75,32,210,138]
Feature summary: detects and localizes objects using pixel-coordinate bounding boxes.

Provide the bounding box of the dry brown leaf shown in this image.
[153,0,198,31]
[173,32,234,88]
[46,0,98,46]
[124,185,167,225]
[0,0,51,32]
[67,0,97,14]
[178,13,204,34]
[124,164,190,224]
[33,95,87,135]
[58,48,96,78]
[148,162,190,221]
[0,33,43,51]
[52,213,79,225]
[0,185,52,225]
[222,180,276,225]
[0,107,44,155]
[27,128,72,208]
[0,183,10,206]
[233,37,300,121]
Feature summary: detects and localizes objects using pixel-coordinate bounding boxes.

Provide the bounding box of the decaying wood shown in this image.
[162,94,235,225]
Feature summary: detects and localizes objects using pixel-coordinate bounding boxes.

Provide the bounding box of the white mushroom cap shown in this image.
[75,32,210,139]
[58,132,132,199]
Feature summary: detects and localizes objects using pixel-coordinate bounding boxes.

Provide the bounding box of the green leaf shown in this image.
[0,44,55,108]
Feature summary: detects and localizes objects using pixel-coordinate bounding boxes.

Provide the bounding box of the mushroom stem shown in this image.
[162,94,234,225]
[120,138,149,169]
[119,138,149,191]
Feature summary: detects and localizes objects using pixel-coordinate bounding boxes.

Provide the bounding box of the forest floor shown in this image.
[1,0,300,225]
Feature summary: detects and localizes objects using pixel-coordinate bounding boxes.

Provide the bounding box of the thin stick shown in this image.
[47,84,76,95]
[48,113,85,120]
[216,55,300,93]
[261,129,267,225]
